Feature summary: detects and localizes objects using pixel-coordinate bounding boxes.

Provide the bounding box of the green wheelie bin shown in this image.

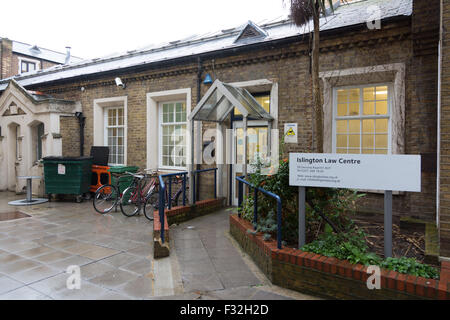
[108,165,139,193]
[42,156,94,202]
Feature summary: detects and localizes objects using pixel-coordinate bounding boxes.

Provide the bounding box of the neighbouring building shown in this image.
[0,0,447,259]
[0,37,82,79]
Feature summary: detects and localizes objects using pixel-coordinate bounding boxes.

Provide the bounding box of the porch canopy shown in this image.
[188,79,273,203]
[189,79,273,122]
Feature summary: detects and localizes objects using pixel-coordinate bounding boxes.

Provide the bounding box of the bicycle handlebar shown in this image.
[125,171,145,179]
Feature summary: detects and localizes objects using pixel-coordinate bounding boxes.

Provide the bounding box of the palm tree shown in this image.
[287,0,334,153]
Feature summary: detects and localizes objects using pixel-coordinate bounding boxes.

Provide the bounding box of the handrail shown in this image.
[192,168,218,204]
[158,171,188,244]
[236,175,283,249]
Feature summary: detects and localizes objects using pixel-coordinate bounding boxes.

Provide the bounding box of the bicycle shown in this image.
[142,173,189,221]
[93,172,137,214]
[120,171,157,217]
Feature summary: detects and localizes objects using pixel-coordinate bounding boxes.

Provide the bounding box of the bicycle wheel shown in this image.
[143,192,159,221]
[172,191,187,207]
[120,186,141,217]
[93,184,119,214]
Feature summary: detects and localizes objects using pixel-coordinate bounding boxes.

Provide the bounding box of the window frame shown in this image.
[18,57,40,74]
[35,123,44,163]
[104,106,125,166]
[158,100,188,170]
[332,83,393,155]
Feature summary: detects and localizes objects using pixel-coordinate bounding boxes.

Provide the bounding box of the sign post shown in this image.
[298,186,306,248]
[289,153,421,257]
[384,190,393,258]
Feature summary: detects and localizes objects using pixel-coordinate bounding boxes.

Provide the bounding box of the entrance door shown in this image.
[231,121,268,205]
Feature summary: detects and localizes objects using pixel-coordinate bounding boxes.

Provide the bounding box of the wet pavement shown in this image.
[0,192,316,300]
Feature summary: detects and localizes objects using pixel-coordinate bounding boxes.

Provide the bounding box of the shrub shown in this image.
[301,231,439,279]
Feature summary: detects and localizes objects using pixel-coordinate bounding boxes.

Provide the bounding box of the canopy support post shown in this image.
[189,119,195,204]
[243,116,248,198]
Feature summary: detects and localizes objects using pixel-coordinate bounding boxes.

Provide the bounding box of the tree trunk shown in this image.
[312,11,324,153]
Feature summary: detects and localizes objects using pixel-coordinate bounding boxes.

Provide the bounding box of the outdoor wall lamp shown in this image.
[203,73,213,85]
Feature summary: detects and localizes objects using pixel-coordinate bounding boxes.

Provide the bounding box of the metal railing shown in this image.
[158,171,188,243]
[192,168,218,204]
[236,176,283,249]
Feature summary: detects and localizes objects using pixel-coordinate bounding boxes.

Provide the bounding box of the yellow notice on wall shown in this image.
[284,123,298,143]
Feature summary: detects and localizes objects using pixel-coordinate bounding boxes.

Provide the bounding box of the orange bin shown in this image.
[90,165,111,193]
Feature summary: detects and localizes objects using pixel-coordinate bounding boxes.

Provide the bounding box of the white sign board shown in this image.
[284,123,298,143]
[289,153,421,192]
[57,164,66,175]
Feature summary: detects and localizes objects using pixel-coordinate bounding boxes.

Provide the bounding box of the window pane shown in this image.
[362,149,374,154]
[362,119,374,133]
[348,149,360,154]
[336,148,347,154]
[336,120,347,133]
[363,87,375,101]
[363,102,375,115]
[349,135,360,148]
[254,96,270,113]
[362,134,374,149]
[375,134,388,148]
[375,119,388,133]
[349,103,359,116]
[336,135,347,148]
[375,149,388,154]
[337,103,347,116]
[348,89,359,102]
[376,101,388,115]
[337,90,347,103]
[376,86,388,100]
[349,120,359,133]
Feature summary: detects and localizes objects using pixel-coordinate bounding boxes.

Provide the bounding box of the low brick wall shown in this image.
[166,198,225,225]
[153,198,225,258]
[230,214,450,300]
[153,210,169,259]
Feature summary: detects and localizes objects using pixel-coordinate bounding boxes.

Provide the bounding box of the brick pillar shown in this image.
[0,38,13,79]
[440,0,450,258]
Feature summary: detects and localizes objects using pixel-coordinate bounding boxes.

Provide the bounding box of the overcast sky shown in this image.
[0,0,290,60]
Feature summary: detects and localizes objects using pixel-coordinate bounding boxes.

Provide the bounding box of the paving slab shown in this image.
[120,258,152,276]
[0,275,24,295]
[9,265,61,285]
[89,269,139,289]
[114,276,153,299]
[0,286,52,300]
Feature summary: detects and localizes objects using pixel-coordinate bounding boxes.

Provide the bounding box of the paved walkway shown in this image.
[0,192,316,300]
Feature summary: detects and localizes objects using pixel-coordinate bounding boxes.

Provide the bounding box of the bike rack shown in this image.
[158,171,188,244]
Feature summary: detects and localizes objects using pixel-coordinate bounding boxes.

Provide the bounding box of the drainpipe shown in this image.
[75,112,86,157]
[437,4,443,228]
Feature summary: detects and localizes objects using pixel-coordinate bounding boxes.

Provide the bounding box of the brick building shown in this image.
[0,0,448,259]
[0,37,82,80]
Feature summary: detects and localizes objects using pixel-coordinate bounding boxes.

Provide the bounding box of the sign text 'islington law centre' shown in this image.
[289,153,421,192]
